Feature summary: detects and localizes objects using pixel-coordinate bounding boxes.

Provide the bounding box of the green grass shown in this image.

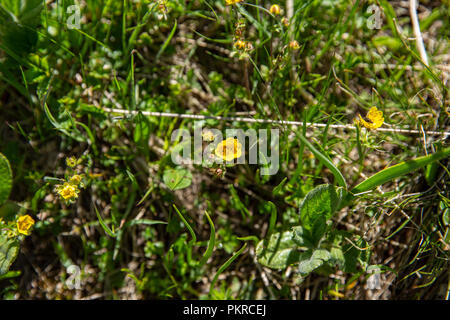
[0,0,448,300]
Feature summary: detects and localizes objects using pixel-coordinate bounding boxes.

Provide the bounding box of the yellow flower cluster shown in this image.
[357,107,384,130]
[232,19,253,54]
[56,182,80,201]
[55,157,85,203]
[215,138,242,162]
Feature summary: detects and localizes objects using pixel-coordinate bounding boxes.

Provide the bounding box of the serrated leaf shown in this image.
[256,231,300,269]
[163,167,192,191]
[0,234,20,276]
[297,249,331,276]
[0,153,13,206]
[299,184,339,244]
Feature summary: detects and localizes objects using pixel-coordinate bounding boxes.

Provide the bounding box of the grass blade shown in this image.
[94,204,116,237]
[156,21,177,61]
[209,243,247,298]
[173,204,197,243]
[198,211,215,267]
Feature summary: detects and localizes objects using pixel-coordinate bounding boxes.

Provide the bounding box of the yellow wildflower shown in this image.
[56,182,79,201]
[234,39,246,50]
[215,137,242,162]
[69,174,84,186]
[281,17,289,27]
[289,40,300,50]
[269,4,281,15]
[202,130,215,142]
[225,0,243,5]
[16,215,35,236]
[66,156,77,168]
[358,106,384,130]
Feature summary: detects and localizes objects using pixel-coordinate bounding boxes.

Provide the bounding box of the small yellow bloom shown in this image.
[225,0,243,5]
[281,17,289,27]
[269,4,281,15]
[57,182,79,201]
[69,174,84,186]
[202,130,215,142]
[289,40,300,50]
[358,106,384,130]
[66,156,77,168]
[16,215,35,236]
[215,138,242,162]
[234,39,246,50]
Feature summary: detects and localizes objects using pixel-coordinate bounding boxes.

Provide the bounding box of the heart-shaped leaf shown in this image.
[163,167,193,191]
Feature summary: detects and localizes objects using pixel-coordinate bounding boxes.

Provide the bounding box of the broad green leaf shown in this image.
[163,167,192,191]
[256,231,300,269]
[0,234,19,276]
[292,226,314,248]
[0,153,13,206]
[330,246,345,268]
[297,249,331,276]
[350,147,450,196]
[299,184,339,243]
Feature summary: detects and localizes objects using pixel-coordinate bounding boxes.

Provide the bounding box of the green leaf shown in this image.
[94,204,116,238]
[297,249,331,276]
[272,177,287,196]
[297,134,347,188]
[350,147,450,196]
[198,211,215,267]
[0,234,20,276]
[209,243,247,298]
[163,167,193,191]
[133,111,150,146]
[292,226,314,248]
[299,184,339,244]
[0,153,13,206]
[0,270,21,280]
[156,21,177,60]
[0,0,42,56]
[256,231,300,269]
